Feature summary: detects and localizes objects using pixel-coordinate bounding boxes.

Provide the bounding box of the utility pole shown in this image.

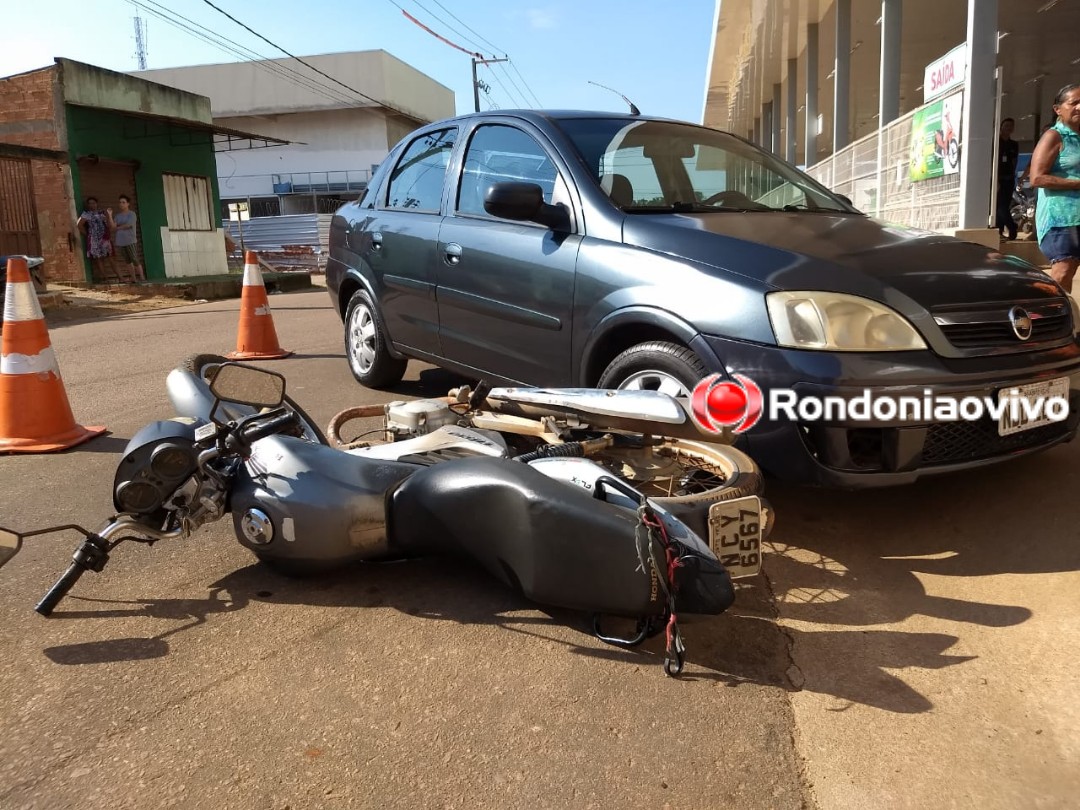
[472,57,508,111]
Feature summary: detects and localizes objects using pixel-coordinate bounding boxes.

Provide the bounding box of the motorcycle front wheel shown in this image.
[591,438,762,504]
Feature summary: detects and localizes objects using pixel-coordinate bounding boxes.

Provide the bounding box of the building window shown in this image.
[163,173,213,231]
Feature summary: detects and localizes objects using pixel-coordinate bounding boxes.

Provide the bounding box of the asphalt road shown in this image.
[0,287,1076,809]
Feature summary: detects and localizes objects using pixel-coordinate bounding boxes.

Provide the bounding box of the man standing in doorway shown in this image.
[997,117,1020,241]
[113,195,143,282]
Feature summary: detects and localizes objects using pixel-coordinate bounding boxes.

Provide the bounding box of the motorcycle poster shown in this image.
[909,91,964,182]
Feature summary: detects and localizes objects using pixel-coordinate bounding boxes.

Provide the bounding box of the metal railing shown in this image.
[805,93,963,233]
[270,170,371,194]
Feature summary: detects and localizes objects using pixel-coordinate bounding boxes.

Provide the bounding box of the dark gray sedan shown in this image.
[326,110,1080,487]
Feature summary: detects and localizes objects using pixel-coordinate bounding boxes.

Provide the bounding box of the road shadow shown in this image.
[751,440,1080,711]
[34,551,966,713]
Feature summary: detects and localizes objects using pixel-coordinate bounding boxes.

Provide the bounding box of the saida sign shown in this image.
[924,43,967,103]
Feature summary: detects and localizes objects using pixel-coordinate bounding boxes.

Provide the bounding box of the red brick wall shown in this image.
[0,66,83,282]
[30,159,81,282]
[0,66,62,151]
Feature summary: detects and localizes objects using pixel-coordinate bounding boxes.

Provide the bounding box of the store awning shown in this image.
[67,102,295,152]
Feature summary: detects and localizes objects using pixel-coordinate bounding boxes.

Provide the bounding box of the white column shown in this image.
[958,0,999,229]
[805,23,819,166]
[786,59,798,162]
[772,83,783,153]
[879,0,902,126]
[834,0,851,151]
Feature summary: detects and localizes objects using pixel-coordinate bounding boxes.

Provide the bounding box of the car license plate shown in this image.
[707,496,763,579]
[997,376,1070,437]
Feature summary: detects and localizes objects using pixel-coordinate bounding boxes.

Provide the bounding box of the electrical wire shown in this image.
[132,1,361,108]
[196,0,423,119]
[424,0,543,106]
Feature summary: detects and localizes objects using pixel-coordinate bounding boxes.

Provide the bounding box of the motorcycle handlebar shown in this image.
[35,560,85,616]
[239,410,300,446]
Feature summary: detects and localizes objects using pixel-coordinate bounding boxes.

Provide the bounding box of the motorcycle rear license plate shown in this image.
[707,496,763,579]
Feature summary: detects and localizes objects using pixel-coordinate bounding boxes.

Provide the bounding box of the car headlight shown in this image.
[766,291,927,351]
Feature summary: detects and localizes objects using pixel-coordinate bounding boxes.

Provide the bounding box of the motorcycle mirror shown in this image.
[209,363,286,409]
[0,528,23,569]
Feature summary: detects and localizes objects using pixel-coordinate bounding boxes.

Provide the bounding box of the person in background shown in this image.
[76,197,115,282]
[1030,84,1080,293]
[112,194,143,282]
[996,117,1019,241]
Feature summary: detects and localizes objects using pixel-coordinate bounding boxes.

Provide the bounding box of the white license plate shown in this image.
[997,376,1071,437]
[707,496,763,579]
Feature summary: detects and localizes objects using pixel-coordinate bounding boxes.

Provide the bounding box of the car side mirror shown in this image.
[484,182,569,231]
[835,193,853,207]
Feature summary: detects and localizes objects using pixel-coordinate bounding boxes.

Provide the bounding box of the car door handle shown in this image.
[444,242,463,266]
[371,232,383,251]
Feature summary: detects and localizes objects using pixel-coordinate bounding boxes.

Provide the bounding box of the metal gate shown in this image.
[0,157,41,256]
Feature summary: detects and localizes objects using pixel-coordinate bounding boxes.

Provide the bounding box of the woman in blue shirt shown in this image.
[1031,83,1080,293]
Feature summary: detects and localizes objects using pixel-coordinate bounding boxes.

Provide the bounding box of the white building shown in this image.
[133,50,455,217]
[703,0,1077,257]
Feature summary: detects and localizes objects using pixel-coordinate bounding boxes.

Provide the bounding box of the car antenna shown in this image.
[587,80,641,116]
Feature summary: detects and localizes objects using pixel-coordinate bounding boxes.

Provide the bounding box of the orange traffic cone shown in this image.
[226,250,292,360]
[0,257,106,453]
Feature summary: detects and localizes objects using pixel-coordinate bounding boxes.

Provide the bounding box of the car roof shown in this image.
[426,109,708,130]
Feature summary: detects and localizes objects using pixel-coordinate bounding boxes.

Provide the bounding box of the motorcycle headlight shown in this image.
[766,291,927,351]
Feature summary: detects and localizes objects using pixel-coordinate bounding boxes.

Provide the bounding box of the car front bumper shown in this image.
[699,335,1080,488]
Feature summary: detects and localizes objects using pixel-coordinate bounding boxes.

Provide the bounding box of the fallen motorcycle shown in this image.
[0,356,770,676]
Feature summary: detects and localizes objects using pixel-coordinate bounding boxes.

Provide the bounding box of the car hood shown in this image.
[620,212,1061,307]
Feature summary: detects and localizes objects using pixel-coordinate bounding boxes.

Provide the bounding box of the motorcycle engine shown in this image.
[384,399,460,438]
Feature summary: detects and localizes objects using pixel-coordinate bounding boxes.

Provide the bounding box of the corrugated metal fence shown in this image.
[223,214,332,268]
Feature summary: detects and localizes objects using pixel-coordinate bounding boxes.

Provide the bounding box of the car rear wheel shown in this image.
[596,340,708,398]
[345,290,407,389]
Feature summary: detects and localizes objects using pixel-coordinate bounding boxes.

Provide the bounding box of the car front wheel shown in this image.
[596,340,708,398]
[345,290,407,388]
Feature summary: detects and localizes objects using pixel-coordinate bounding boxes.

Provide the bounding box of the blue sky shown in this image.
[1,0,719,123]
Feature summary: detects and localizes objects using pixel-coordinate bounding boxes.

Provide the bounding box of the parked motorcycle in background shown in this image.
[1011,183,1036,237]
[0,354,773,676]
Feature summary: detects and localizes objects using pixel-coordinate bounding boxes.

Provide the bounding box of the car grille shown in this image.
[921,418,1071,465]
[933,299,1072,351]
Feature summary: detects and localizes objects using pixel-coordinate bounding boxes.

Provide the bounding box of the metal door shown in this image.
[0,157,41,256]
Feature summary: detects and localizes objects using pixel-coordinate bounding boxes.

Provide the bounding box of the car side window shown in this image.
[385,128,457,212]
[457,125,570,217]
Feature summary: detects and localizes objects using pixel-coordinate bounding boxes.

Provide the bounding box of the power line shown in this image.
[196,0,423,119]
[134,1,361,108]
[482,62,526,108]
[398,0,543,108]
[424,0,543,106]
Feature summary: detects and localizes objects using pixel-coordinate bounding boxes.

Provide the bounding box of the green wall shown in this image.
[66,105,223,282]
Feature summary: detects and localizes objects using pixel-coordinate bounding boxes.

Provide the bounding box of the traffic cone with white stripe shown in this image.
[226,250,292,360]
[0,256,106,453]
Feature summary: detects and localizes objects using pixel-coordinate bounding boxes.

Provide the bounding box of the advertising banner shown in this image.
[909,92,963,182]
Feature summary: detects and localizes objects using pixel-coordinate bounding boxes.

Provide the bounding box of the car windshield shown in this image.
[556,118,856,214]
